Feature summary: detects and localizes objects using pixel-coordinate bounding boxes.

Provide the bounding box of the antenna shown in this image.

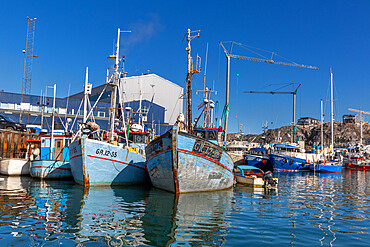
[20,17,38,123]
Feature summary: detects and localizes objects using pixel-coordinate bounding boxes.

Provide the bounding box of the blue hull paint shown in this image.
[30,160,72,179]
[308,163,342,173]
[69,138,149,186]
[146,126,234,193]
[244,154,273,172]
[270,154,311,172]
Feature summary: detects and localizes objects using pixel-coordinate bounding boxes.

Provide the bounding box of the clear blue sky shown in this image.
[0,0,369,133]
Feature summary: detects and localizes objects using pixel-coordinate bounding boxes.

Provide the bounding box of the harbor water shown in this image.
[0,170,368,246]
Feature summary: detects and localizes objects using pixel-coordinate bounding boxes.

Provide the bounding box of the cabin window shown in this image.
[129,134,148,144]
[194,130,217,141]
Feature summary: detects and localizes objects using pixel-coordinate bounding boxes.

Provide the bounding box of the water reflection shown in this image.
[0,170,368,246]
[142,188,233,246]
[69,185,150,246]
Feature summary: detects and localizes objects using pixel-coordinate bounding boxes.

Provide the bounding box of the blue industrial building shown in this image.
[0,74,183,136]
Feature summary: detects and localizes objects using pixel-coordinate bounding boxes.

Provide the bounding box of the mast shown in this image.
[224,55,230,142]
[330,68,334,152]
[184,28,201,132]
[292,85,296,143]
[321,99,324,153]
[186,29,193,132]
[107,28,131,142]
[50,84,56,159]
[40,90,44,130]
[83,67,89,123]
[360,111,363,147]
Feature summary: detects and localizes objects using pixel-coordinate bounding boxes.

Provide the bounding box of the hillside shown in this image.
[228,122,370,147]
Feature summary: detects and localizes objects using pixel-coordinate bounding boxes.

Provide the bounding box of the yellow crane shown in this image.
[348,108,370,146]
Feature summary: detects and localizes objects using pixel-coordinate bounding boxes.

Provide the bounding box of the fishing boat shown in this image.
[30,132,72,179]
[269,143,319,172]
[343,108,370,170]
[244,147,273,172]
[29,84,73,179]
[308,70,342,173]
[309,160,342,173]
[145,29,234,193]
[344,145,370,170]
[344,156,370,170]
[69,28,150,187]
[234,165,278,188]
[225,140,249,163]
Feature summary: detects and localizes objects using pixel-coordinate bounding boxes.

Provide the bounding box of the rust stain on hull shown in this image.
[81,138,90,188]
[172,127,179,193]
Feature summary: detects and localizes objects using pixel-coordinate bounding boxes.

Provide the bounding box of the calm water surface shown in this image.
[0,169,368,246]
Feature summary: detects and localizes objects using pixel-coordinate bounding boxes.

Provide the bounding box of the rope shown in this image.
[220,104,229,129]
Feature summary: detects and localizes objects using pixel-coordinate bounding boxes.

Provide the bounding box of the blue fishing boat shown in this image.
[69,28,150,187]
[30,133,72,179]
[244,147,273,172]
[307,78,342,174]
[269,143,319,172]
[146,126,234,193]
[69,132,149,186]
[29,84,73,180]
[145,29,234,193]
[308,160,342,173]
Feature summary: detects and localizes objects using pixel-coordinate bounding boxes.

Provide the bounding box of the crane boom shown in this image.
[348,108,370,115]
[244,91,293,94]
[229,54,318,69]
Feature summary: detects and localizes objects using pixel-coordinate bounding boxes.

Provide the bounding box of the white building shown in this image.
[70,73,184,126]
[120,74,183,125]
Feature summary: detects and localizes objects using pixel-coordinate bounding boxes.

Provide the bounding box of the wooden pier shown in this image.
[0,130,39,159]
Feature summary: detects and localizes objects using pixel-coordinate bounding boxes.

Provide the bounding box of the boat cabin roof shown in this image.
[250,147,268,152]
[193,127,222,132]
[274,143,300,150]
[237,165,264,172]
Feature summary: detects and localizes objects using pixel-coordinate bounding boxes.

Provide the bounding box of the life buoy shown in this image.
[102,132,108,140]
[324,160,327,165]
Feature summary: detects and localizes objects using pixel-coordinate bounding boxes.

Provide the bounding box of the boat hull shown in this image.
[308,163,342,173]
[146,126,234,193]
[30,160,72,179]
[235,174,278,188]
[69,137,149,186]
[244,154,273,172]
[0,159,30,175]
[344,162,370,170]
[270,154,310,172]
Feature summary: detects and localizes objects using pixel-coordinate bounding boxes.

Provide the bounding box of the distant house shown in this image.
[343,114,356,124]
[297,117,320,126]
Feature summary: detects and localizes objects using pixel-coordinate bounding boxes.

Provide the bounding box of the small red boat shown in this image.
[344,156,370,170]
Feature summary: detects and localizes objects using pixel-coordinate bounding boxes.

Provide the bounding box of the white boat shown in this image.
[0,158,30,175]
[226,140,249,163]
[234,165,278,188]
